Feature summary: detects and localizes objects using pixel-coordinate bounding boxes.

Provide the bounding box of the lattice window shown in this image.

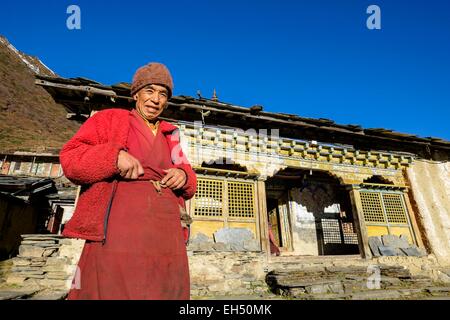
[360,192,386,223]
[321,219,342,244]
[193,179,223,217]
[342,222,359,245]
[382,193,408,224]
[359,189,415,244]
[192,177,256,219]
[228,181,255,218]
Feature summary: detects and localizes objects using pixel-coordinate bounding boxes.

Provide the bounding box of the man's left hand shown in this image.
[161,168,187,190]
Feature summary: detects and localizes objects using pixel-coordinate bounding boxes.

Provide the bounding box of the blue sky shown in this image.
[1,0,449,139]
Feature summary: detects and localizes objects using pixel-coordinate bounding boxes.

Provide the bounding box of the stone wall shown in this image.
[407,160,450,265]
[5,235,269,297]
[188,251,268,297]
[5,234,84,291]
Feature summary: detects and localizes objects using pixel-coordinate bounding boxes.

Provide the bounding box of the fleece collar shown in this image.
[159,119,179,134]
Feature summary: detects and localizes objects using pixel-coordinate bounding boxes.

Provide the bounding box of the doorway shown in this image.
[265,168,360,256]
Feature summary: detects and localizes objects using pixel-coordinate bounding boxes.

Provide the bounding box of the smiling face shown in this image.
[134,84,169,121]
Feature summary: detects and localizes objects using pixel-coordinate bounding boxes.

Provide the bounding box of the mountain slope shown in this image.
[0,36,80,153]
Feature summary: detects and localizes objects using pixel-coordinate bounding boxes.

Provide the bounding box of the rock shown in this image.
[351,290,401,300]
[58,239,75,245]
[229,243,244,251]
[28,243,60,248]
[190,233,213,244]
[18,245,46,258]
[45,257,70,266]
[326,282,345,294]
[425,286,450,294]
[289,287,307,296]
[28,289,68,300]
[21,234,63,239]
[326,266,368,273]
[24,274,45,279]
[6,274,28,285]
[382,235,409,249]
[197,242,214,251]
[42,264,68,272]
[12,257,31,267]
[378,246,398,256]
[42,248,58,257]
[0,289,39,300]
[398,235,411,248]
[46,272,70,280]
[21,278,42,288]
[58,243,84,260]
[214,228,254,248]
[38,279,69,288]
[212,242,228,251]
[21,240,57,245]
[187,243,201,251]
[401,246,427,257]
[368,236,382,257]
[11,268,44,275]
[306,284,330,294]
[243,239,260,251]
[30,262,46,267]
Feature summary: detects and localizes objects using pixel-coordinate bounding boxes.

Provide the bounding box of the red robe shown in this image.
[60,108,196,242]
[65,109,194,300]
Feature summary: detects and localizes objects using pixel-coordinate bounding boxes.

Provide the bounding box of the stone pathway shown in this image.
[266,260,450,300]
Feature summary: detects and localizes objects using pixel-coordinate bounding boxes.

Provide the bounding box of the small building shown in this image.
[0,152,63,178]
[0,176,56,259]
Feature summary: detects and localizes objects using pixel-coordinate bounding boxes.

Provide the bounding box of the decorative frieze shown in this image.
[177,123,413,184]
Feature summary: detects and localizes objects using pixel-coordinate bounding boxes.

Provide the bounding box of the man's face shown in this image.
[134,84,169,121]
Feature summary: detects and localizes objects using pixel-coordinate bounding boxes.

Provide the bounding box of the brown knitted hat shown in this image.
[131,62,173,98]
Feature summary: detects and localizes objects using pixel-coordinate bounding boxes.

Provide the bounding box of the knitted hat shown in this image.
[131,62,174,98]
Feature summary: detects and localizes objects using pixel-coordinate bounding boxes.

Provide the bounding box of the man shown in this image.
[61,62,197,300]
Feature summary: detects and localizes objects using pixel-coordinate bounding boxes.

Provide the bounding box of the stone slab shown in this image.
[401,246,427,257]
[190,233,213,244]
[368,236,382,257]
[213,228,254,251]
[378,246,398,256]
[0,289,39,300]
[382,235,409,249]
[28,290,68,300]
[350,289,402,300]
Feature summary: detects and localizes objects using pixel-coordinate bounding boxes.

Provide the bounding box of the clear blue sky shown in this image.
[1,0,449,140]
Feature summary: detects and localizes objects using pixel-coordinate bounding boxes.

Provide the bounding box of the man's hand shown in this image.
[160,168,187,190]
[117,150,144,179]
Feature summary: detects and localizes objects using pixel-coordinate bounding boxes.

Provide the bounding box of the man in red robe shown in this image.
[61,62,197,300]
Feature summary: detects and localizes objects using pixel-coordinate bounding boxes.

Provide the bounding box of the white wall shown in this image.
[407,160,450,265]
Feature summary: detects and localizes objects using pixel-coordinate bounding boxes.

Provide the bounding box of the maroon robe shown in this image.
[67,110,190,300]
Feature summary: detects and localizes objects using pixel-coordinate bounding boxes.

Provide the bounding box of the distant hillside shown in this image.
[0,36,80,153]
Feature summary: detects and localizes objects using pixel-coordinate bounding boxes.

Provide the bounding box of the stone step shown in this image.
[349,289,403,300]
[0,288,39,300]
[266,260,447,300]
[424,286,450,294]
[269,264,410,275]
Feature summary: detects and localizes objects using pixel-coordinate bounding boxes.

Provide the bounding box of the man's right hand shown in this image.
[117,150,144,179]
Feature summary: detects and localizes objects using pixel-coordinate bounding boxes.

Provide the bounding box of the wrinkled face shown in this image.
[134,84,169,121]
